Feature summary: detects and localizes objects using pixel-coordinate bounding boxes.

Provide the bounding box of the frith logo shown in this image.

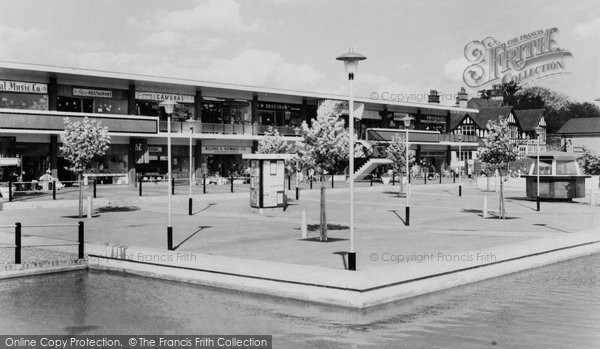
[463,28,573,88]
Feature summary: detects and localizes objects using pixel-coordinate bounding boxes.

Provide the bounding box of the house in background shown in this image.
[556,117,600,154]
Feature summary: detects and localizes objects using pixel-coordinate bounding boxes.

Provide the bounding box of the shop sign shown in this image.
[135,91,194,103]
[201,145,252,154]
[148,146,163,153]
[420,115,447,123]
[0,80,47,94]
[257,102,300,112]
[73,88,113,98]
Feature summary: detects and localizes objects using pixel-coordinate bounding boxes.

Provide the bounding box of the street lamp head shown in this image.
[336,48,366,76]
[159,100,178,114]
[400,115,415,128]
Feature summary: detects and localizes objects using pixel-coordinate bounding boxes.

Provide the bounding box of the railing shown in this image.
[0,222,84,264]
[158,121,301,136]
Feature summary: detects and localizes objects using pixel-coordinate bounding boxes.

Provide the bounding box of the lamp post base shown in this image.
[536,196,540,211]
[167,226,173,251]
[348,252,356,271]
[405,206,410,226]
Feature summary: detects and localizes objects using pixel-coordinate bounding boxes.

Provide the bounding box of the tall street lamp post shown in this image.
[458,131,463,197]
[534,126,543,211]
[160,100,177,251]
[400,115,414,226]
[189,126,193,216]
[337,48,366,271]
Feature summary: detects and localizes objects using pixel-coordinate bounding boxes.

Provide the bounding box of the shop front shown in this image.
[200,140,254,177]
[0,79,48,110]
[56,86,128,114]
[256,101,303,128]
[135,91,195,121]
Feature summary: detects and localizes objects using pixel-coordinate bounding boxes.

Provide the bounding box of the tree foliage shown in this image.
[385,135,407,174]
[298,100,349,176]
[477,117,518,172]
[60,117,111,173]
[257,126,289,154]
[581,148,600,175]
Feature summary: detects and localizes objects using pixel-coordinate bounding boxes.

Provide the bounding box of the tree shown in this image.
[385,134,407,196]
[477,116,517,219]
[298,100,349,241]
[581,148,600,175]
[60,117,111,217]
[257,126,289,154]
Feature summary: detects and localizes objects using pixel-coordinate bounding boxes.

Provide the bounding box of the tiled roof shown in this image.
[471,106,513,129]
[514,109,545,131]
[556,117,600,134]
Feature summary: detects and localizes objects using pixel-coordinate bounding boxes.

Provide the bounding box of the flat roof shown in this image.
[0,60,478,115]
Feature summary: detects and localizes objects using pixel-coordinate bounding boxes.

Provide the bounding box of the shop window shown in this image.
[201,99,251,125]
[57,96,82,112]
[136,100,195,121]
[0,93,48,110]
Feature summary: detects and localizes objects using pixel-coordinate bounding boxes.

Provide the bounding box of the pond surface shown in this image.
[1,253,599,348]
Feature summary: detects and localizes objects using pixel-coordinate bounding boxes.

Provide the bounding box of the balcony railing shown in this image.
[159,120,300,136]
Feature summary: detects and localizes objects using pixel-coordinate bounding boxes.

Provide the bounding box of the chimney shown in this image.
[428,90,440,104]
[456,87,468,108]
[490,84,503,101]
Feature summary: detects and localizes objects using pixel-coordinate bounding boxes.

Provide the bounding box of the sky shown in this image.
[0,0,598,105]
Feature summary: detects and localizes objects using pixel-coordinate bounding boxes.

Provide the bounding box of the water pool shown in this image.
[1,253,599,348]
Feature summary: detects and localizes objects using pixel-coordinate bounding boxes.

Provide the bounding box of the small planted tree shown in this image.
[385,134,408,196]
[60,117,111,217]
[477,116,517,219]
[298,100,348,241]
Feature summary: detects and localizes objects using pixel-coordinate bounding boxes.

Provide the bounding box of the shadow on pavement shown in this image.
[173,226,212,250]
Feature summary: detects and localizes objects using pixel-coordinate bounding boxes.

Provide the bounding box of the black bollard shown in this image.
[15,222,21,264]
[139,177,143,196]
[536,196,540,211]
[171,177,175,195]
[424,174,427,185]
[167,226,173,251]
[370,175,373,187]
[230,177,234,193]
[53,180,56,200]
[348,252,356,271]
[405,206,410,226]
[453,171,456,183]
[288,175,291,191]
[93,179,97,198]
[189,198,193,216]
[8,179,12,202]
[296,187,299,200]
[439,172,442,184]
[203,174,206,194]
[392,172,395,186]
[459,185,462,197]
[310,177,313,189]
[331,174,334,188]
[78,221,84,259]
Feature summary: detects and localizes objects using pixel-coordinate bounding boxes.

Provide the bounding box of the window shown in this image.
[509,125,518,139]
[459,125,476,136]
[201,99,251,124]
[1,93,48,110]
[457,151,472,161]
